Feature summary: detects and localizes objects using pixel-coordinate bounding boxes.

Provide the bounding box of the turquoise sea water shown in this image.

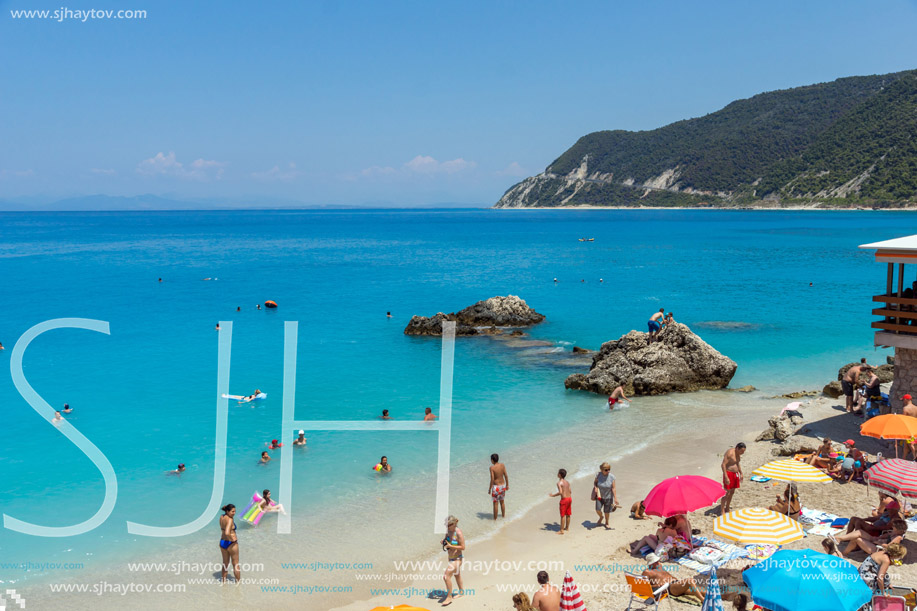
[0,209,908,593]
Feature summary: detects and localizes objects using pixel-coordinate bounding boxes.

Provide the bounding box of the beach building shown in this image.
[861,234,917,411]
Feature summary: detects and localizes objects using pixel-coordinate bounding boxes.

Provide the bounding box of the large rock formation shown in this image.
[563,323,737,396]
[837,362,894,384]
[404,296,546,336]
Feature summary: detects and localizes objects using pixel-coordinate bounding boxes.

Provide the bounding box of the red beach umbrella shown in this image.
[864,458,917,499]
[643,475,726,517]
[560,571,587,611]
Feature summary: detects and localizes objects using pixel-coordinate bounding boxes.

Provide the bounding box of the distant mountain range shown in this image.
[0,195,488,211]
[495,70,917,208]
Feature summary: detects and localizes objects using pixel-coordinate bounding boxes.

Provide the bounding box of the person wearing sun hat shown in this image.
[642,552,707,598]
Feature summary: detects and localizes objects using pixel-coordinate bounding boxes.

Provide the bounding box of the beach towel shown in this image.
[672,592,704,606]
[806,523,843,537]
[675,537,749,573]
[744,544,779,560]
[799,508,840,525]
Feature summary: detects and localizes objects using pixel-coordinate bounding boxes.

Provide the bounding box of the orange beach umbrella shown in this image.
[860,414,917,440]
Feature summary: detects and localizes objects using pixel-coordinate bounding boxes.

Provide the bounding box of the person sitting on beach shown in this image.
[166,463,186,476]
[292,430,307,446]
[628,517,679,556]
[821,537,844,558]
[642,553,706,599]
[833,518,908,556]
[607,383,630,410]
[62,403,72,414]
[841,440,866,482]
[806,438,835,470]
[512,592,535,611]
[855,369,882,415]
[260,451,271,464]
[647,308,665,343]
[259,489,287,515]
[768,483,801,519]
[380,409,392,420]
[489,453,509,521]
[859,542,906,594]
[531,571,560,611]
[825,456,846,480]
[631,500,651,520]
[672,514,694,548]
[664,312,675,327]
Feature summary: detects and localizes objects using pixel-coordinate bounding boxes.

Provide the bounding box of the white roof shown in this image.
[859,235,917,251]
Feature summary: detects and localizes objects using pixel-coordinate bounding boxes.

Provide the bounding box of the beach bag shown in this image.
[689,547,725,565]
[590,475,598,501]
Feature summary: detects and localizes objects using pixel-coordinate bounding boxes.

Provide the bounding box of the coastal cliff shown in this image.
[496,70,917,209]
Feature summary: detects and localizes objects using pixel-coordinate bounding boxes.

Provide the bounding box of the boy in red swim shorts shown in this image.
[550,469,572,535]
[720,442,746,515]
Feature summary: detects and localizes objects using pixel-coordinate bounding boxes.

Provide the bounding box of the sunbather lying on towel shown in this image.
[642,553,706,599]
[832,518,907,556]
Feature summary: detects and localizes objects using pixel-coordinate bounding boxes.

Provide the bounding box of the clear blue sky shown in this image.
[2,0,917,207]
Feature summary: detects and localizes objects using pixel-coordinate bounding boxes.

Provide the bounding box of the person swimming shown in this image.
[386,311,392,318]
[167,463,186,475]
[381,409,392,420]
[215,322,220,331]
[292,431,307,446]
[53,411,63,423]
[268,439,282,450]
[62,403,72,414]
[260,451,271,464]
[378,456,392,473]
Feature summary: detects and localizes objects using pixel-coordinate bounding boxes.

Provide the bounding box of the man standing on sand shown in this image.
[902,394,916,418]
[489,454,509,520]
[424,407,437,422]
[843,361,869,413]
[531,571,561,611]
[720,442,746,514]
[647,308,665,343]
[608,383,630,409]
[549,468,572,535]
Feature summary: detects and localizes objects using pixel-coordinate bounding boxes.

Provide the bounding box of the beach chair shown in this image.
[624,572,669,610]
[873,594,907,611]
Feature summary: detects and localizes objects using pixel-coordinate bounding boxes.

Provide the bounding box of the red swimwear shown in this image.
[559,497,572,517]
[725,471,741,490]
[608,397,618,407]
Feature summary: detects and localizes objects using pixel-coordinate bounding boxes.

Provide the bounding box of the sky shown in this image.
[1,0,917,208]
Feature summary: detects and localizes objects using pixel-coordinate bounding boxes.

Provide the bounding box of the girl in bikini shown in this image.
[441,515,465,606]
[219,504,240,582]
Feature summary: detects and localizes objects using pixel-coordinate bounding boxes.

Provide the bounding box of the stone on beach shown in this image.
[563,322,737,395]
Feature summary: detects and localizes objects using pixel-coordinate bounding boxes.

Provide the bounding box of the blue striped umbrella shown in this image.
[701,567,725,611]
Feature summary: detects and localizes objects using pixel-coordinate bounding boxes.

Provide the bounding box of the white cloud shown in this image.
[91,168,116,175]
[136,152,225,181]
[496,162,528,177]
[251,162,301,182]
[0,168,35,178]
[358,155,476,180]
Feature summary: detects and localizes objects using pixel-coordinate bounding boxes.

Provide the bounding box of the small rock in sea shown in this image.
[822,380,843,398]
[572,346,592,354]
[777,390,818,399]
[731,385,756,392]
[404,295,545,336]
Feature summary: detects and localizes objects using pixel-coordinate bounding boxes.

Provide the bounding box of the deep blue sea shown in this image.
[0,209,907,591]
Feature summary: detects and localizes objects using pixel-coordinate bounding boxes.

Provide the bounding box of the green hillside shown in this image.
[495,70,917,208]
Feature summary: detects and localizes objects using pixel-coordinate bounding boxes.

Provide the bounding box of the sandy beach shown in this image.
[331,391,917,611]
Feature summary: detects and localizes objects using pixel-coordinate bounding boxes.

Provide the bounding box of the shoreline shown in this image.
[491,205,917,211]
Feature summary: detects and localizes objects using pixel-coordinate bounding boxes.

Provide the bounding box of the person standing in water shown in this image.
[441,515,465,606]
[219,504,240,582]
[549,468,572,535]
[292,431,307,446]
[608,383,630,409]
[647,308,665,343]
[379,456,392,473]
[489,453,509,520]
[424,407,437,421]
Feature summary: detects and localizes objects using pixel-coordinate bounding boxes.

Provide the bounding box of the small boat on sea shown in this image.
[578,238,595,242]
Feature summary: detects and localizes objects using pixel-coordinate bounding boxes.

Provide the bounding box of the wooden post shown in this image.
[888,262,894,296]
[898,264,905,329]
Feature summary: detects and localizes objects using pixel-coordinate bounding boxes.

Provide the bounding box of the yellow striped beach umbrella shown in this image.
[752,459,832,483]
[713,507,804,545]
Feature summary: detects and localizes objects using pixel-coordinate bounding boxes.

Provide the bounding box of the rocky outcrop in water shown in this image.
[404,295,546,336]
[563,322,737,396]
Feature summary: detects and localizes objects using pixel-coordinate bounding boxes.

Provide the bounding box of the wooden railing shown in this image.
[873,294,917,333]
